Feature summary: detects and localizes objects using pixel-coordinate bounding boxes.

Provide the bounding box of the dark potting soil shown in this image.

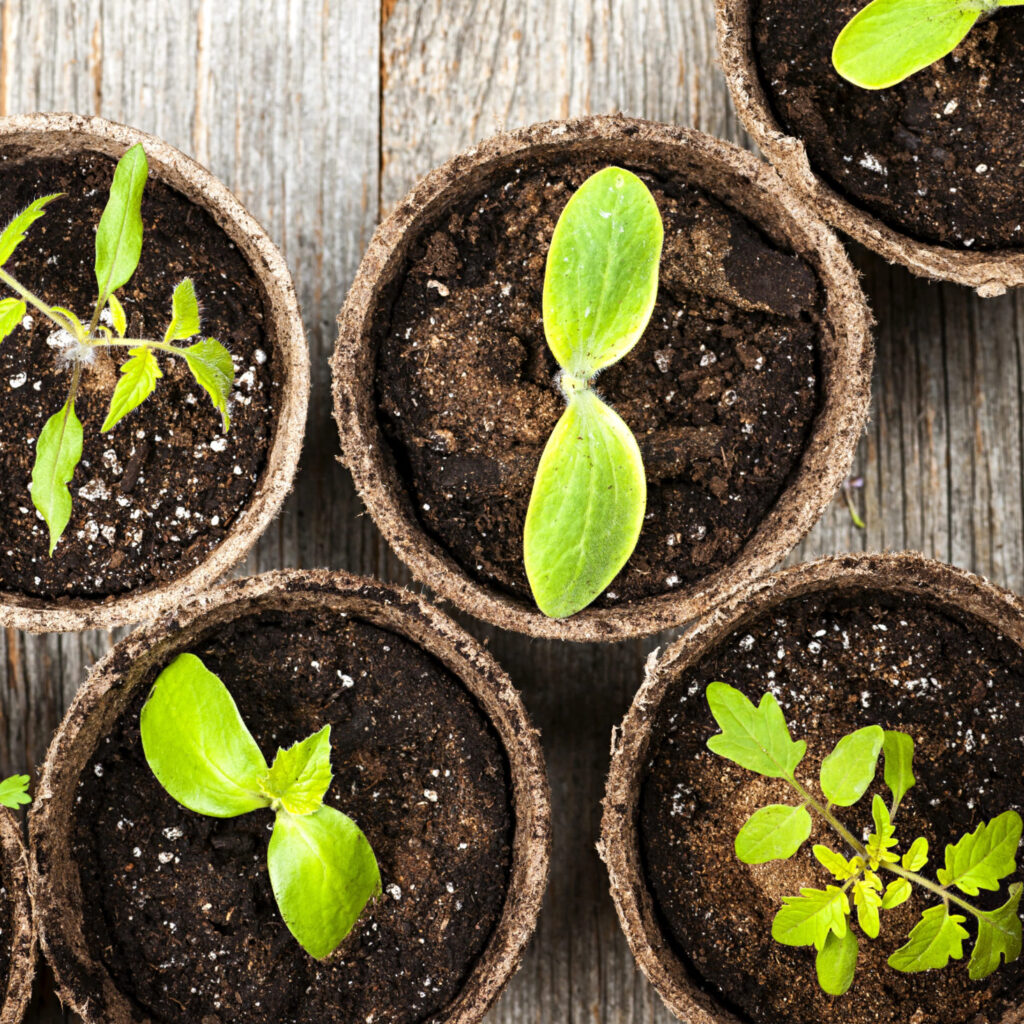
[375,158,823,608]
[0,857,13,1004]
[640,590,1024,1024]
[753,1,1024,251]
[0,150,278,600]
[71,608,513,1024]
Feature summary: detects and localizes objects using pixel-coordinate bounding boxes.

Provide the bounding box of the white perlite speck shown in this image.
[386,883,402,901]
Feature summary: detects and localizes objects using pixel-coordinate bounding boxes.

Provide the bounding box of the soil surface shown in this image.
[0,858,12,1005]
[71,608,513,1024]
[0,150,278,600]
[640,589,1024,1024]
[375,157,824,608]
[753,1,1024,250]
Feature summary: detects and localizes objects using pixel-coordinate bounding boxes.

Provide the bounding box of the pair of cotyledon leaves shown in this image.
[705,682,1023,994]
[833,0,1024,90]
[0,143,234,554]
[524,166,664,618]
[140,653,381,959]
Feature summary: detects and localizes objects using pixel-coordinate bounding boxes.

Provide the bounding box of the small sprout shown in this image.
[0,143,236,554]
[832,0,1024,91]
[705,682,1023,995]
[841,476,866,530]
[140,653,381,959]
[0,775,31,810]
[524,167,664,618]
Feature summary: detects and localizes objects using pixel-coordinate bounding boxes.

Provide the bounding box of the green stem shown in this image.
[87,336,185,358]
[0,267,79,337]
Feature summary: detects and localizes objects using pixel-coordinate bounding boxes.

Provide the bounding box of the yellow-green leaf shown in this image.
[969,883,1023,981]
[184,337,234,431]
[0,193,61,266]
[0,297,26,344]
[735,804,811,864]
[816,926,858,996]
[937,811,1022,896]
[882,729,915,812]
[881,877,912,910]
[819,725,884,807]
[165,278,201,341]
[813,845,858,881]
[262,726,333,816]
[31,400,83,555]
[107,293,127,337]
[889,905,969,972]
[95,143,148,299]
[101,345,162,432]
[0,775,30,810]
[902,836,929,872]
[772,886,849,951]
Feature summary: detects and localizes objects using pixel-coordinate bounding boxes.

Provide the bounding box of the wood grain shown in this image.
[0,0,1022,1022]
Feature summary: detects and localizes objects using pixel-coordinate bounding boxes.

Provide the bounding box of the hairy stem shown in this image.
[87,336,185,358]
[0,267,79,337]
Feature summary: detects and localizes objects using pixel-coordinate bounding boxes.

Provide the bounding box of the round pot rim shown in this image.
[0,810,36,1024]
[0,112,310,633]
[332,113,874,643]
[599,550,1024,1024]
[715,0,1024,297]
[30,568,552,1024]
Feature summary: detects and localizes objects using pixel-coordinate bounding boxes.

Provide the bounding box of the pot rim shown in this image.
[599,550,1024,1024]
[0,809,36,1024]
[29,568,551,1024]
[714,0,1024,297]
[0,112,310,633]
[332,113,874,642]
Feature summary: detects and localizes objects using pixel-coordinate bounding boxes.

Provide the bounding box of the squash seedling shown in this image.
[0,144,235,555]
[833,0,1024,90]
[705,683,1022,995]
[140,653,381,959]
[524,167,664,618]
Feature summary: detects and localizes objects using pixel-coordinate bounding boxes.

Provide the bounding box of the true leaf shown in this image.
[881,877,912,909]
[50,305,85,336]
[936,810,1022,896]
[31,400,83,555]
[165,278,201,341]
[772,886,849,950]
[705,683,806,779]
[542,166,663,377]
[95,142,148,298]
[101,345,162,432]
[107,293,127,337]
[853,878,882,939]
[268,804,381,959]
[184,337,234,431]
[882,730,915,812]
[0,775,30,809]
[813,845,858,882]
[263,726,333,815]
[902,836,929,872]
[735,804,812,864]
[523,387,644,617]
[140,653,271,818]
[816,926,858,996]
[969,883,1023,981]
[888,904,969,972]
[0,193,61,266]
[819,725,884,806]
[867,794,899,866]
[0,297,26,344]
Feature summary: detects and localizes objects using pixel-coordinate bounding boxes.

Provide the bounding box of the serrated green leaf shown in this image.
[0,297,25,344]
[524,387,645,617]
[814,844,859,881]
[819,725,884,807]
[853,878,882,939]
[31,400,83,555]
[95,142,147,299]
[140,653,270,818]
[705,683,806,779]
[0,193,61,266]
[184,337,234,431]
[832,0,986,90]
[543,166,663,378]
[262,726,333,816]
[969,883,1023,980]
[867,794,900,867]
[101,345,162,432]
[903,836,929,872]
[816,926,858,996]
[881,877,912,909]
[773,886,849,950]
[936,811,1022,896]
[0,775,30,809]
[882,730,915,812]
[107,293,127,337]
[268,804,381,959]
[888,904,969,972]
[735,804,811,864]
[165,278,200,341]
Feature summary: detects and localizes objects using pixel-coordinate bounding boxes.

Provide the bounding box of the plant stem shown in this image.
[87,336,186,358]
[0,267,79,337]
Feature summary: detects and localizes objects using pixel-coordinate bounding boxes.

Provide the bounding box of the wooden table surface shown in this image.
[3,1,1023,1021]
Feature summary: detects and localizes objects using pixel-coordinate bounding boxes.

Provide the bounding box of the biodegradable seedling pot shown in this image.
[0,113,309,632]
[601,551,1024,1024]
[333,115,873,642]
[31,569,550,1024]
[0,811,36,1024]
[716,0,1024,296]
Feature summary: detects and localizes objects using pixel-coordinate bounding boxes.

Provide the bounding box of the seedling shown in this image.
[140,653,381,959]
[833,0,1024,90]
[0,144,235,555]
[524,167,664,618]
[705,682,1022,995]
[0,775,30,810]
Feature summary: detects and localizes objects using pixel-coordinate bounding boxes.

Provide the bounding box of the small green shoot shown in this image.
[705,682,1022,995]
[523,167,664,618]
[832,0,1024,90]
[140,653,381,959]
[0,143,235,554]
[0,775,30,810]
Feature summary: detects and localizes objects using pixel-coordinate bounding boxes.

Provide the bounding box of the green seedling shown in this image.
[0,144,235,555]
[524,167,664,618]
[0,775,30,810]
[140,653,381,959]
[833,0,1024,90]
[705,682,1022,995]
